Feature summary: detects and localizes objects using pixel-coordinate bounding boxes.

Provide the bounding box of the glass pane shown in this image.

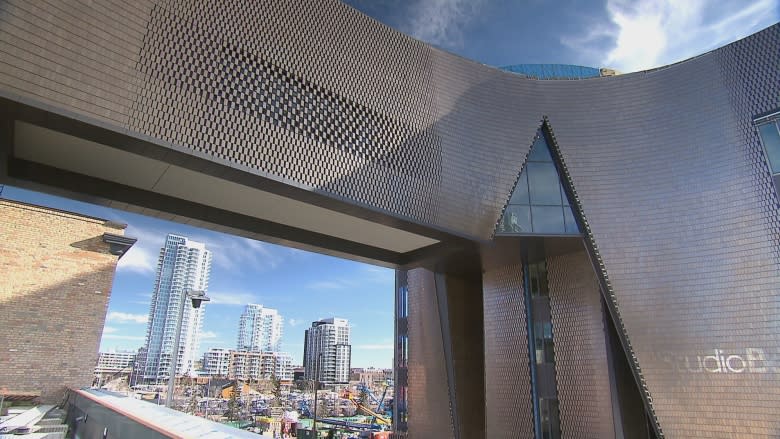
[544,339,556,363]
[560,183,569,206]
[529,263,539,295]
[528,135,554,162]
[509,170,530,204]
[543,322,553,339]
[549,399,561,438]
[537,262,548,296]
[759,122,780,173]
[563,205,580,233]
[532,206,566,233]
[528,162,563,205]
[497,205,531,234]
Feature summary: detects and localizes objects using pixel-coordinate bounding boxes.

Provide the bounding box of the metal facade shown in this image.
[405,268,455,439]
[482,257,535,438]
[1,0,779,436]
[547,249,615,438]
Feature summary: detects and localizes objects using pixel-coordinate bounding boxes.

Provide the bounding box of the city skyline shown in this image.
[0,186,395,369]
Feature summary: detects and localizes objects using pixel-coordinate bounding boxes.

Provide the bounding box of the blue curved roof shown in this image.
[499,64,601,79]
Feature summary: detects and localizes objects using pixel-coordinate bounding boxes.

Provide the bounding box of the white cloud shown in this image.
[189,232,288,273]
[115,223,166,275]
[117,216,301,278]
[403,0,486,49]
[360,265,394,284]
[116,245,156,274]
[201,331,219,339]
[207,290,260,306]
[129,292,153,305]
[288,318,303,327]
[563,0,778,73]
[307,265,393,291]
[355,344,393,350]
[103,334,145,341]
[102,326,119,334]
[107,312,148,324]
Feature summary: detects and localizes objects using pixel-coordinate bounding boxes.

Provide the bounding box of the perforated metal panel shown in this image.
[547,249,614,438]
[1,2,780,436]
[482,258,535,439]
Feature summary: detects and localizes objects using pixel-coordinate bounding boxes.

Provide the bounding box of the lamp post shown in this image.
[312,352,322,437]
[166,289,210,408]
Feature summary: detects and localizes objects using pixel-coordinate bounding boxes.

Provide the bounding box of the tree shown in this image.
[270,373,282,406]
[225,384,240,422]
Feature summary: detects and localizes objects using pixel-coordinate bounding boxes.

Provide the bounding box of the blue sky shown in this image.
[2,186,394,367]
[345,0,778,73]
[2,1,778,368]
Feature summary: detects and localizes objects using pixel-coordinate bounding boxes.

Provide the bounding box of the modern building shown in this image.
[138,234,212,382]
[350,368,392,389]
[94,350,137,385]
[229,351,293,382]
[293,366,305,382]
[304,318,351,384]
[202,348,232,377]
[1,2,779,437]
[0,199,134,402]
[94,351,137,375]
[236,304,283,353]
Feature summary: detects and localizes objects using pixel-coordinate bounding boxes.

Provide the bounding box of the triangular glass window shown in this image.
[496,131,581,235]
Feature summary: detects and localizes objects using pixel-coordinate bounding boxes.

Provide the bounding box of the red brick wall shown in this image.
[0,199,125,403]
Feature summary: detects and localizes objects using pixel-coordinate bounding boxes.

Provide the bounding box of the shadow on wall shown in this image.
[0,257,118,403]
[70,236,111,253]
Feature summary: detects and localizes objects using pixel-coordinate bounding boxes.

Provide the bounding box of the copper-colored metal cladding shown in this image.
[547,249,615,438]
[0,0,779,436]
[482,259,535,438]
[405,268,455,438]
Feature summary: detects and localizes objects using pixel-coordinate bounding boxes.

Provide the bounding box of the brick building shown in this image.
[0,199,135,403]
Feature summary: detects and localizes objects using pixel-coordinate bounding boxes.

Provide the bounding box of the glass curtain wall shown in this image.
[756,113,780,191]
[394,271,409,435]
[497,131,579,236]
[525,259,562,439]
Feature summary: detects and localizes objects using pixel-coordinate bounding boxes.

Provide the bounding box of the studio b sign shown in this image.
[657,348,780,374]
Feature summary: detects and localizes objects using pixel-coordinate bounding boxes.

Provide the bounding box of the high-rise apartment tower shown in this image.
[236,304,283,352]
[303,318,351,384]
[139,234,212,382]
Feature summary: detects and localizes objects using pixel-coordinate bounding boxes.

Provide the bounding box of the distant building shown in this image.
[202,348,232,377]
[350,367,391,388]
[229,351,292,381]
[303,318,351,384]
[0,199,134,402]
[293,366,305,382]
[94,351,137,386]
[236,304,283,353]
[95,351,137,375]
[138,234,212,382]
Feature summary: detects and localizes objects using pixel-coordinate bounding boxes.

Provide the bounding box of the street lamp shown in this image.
[312,352,322,437]
[166,289,210,408]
